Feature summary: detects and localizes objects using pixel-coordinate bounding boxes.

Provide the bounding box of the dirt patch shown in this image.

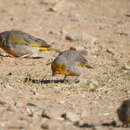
[0,0,130,129]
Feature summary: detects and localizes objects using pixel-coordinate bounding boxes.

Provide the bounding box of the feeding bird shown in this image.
[51,48,93,82]
[0,30,59,58]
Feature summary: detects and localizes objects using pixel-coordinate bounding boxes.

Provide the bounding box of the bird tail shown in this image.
[29,42,60,53]
[81,64,93,69]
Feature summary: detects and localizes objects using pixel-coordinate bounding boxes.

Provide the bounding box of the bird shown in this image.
[117,99,130,127]
[51,48,93,83]
[0,30,59,58]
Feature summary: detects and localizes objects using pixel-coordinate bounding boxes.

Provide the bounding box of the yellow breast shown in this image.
[52,64,79,76]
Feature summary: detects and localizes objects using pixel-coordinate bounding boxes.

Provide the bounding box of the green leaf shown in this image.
[26,103,37,107]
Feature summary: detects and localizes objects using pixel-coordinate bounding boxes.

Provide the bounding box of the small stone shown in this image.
[39,1,48,5]
[0,100,7,105]
[65,32,97,44]
[10,17,14,21]
[62,111,80,122]
[48,0,66,12]
[41,119,63,130]
[41,122,49,129]
[119,32,128,36]
[125,14,130,17]
[106,49,115,56]
[26,108,33,117]
[41,105,65,119]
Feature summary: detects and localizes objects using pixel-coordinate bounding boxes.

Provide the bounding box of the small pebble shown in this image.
[62,111,80,122]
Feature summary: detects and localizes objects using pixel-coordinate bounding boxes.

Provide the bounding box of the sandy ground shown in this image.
[0,0,130,129]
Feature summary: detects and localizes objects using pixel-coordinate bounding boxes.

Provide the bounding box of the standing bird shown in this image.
[117,99,130,127]
[0,30,59,58]
[51,49,93,82]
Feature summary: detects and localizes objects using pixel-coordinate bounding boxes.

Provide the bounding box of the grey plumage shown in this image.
[51,49,93,76]
[0,30,53,57]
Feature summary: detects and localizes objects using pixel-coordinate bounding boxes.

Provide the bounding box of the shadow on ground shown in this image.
[24,77,65,84]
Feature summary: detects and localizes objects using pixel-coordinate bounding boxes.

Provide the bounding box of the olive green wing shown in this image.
[77,54,93,69]
[9,30,51,48]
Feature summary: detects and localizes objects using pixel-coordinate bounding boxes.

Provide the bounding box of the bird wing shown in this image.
[80,56,93,69]
[9,30,51,48]
[76,54,93,69]
[78,55,88,64]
